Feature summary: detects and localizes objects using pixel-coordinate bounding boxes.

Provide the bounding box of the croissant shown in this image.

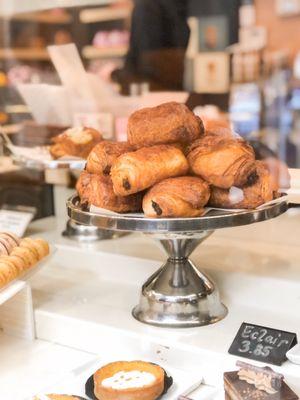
[111,145,189,196]
[127,102,204,148]
[51,127,103,159]
[143,176,210,218]
[86,141,134,175]
[209,161,276,209]
[187,134,256,189]
[76,171,142,213]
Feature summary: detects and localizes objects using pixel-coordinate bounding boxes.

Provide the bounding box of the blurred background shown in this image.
[0,0,300,219]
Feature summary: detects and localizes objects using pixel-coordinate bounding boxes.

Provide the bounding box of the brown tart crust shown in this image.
[187,133,256,189]
[86,141,134,175]
[111,144,189,196]
[143,176,210,218]
[94,361,165,400]
[76,171,142,213]
[127,101,204,148]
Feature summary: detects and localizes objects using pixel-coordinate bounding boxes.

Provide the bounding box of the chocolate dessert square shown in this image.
[224,371,298,400]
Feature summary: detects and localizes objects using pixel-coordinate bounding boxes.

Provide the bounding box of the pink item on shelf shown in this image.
[93,30,129,48]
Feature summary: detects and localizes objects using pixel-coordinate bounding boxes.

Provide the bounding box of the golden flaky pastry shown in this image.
[127,102,204,148]
[187,134,256,189]
[209,161,277,209]
[111,145,189,196]
[51,127,103,159]
[76,171,142,213]
[86,141,134,175]
[143,176,210,218]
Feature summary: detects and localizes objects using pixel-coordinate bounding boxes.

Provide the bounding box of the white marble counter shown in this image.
[1,204,300,399]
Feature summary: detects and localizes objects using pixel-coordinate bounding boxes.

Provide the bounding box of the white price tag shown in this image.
[0,210,33,237]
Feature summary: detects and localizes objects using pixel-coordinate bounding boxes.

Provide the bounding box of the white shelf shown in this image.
[82,45,127,59]
[5,10,72,24]
[80,6,131,23]
[0,47,49,60]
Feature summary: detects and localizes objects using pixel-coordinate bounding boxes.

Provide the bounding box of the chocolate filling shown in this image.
[81,201,90,211]
[123,178,131,191]
[246,170,259,186]
[103,166,110,175]
[152,201,163,216]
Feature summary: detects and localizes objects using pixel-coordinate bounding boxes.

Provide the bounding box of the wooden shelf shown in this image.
[82,45,127,59]
[80,6,131,23]
[0,0,115,17]
[0,48,49,61]
[7,11,72,24]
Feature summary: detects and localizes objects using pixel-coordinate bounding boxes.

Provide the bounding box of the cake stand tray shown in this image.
[67,195,288,328]
[11,154,86,171]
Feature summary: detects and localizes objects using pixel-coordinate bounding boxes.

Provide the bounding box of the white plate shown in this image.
[286,344,300,365]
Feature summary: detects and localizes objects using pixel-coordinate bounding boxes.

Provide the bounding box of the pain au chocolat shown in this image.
[187,133,256,189]
[93,361,165,400]
[86,141,134,175]
[143,176,210,218]
[76,171,142,213]
[111,144,189,196]
[127,102,204,148]
[209,161,277,209]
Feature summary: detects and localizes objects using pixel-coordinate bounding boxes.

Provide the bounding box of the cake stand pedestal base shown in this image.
[132,232,228,328]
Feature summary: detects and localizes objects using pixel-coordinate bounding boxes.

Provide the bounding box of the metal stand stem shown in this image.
[132,231,228,328]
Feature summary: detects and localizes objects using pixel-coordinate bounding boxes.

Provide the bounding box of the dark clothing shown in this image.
[125,0,190,71]
[112,0,190,94]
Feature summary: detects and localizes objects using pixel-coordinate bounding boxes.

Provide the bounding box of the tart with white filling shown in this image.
[93,361,165,400]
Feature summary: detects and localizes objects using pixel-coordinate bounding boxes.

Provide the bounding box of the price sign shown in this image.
[228,322,298,366]
[0,210,33,237]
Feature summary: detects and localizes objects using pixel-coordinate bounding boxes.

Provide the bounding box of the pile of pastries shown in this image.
[76,101,286,218]
[50,127,103,159]
[0,232,49,289]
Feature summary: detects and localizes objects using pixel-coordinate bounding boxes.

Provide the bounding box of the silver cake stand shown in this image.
[67,195,288,328]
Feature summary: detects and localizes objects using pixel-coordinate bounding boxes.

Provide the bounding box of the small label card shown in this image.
[229,322,298,366]
[0,210,33,237]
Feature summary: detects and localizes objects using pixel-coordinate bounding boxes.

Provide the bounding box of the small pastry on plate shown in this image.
[187,134,256,189]
[224,361,298,400]
[86,141,134,175]
[111,145,189,196]
[51,127,103,159]
[128,102,204,148]
[76,171,142,213]
[93,361,165,400]
[0,232,21,247]
[143,176,210,218]
[209,161,277,209]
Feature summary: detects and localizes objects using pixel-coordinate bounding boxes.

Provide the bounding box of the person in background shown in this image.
[111,0,190,94]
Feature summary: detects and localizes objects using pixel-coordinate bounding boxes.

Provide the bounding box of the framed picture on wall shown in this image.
[194,52,230,93]
[198,15,229,52]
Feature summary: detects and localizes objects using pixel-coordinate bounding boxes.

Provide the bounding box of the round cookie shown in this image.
[20,238,40,261]
[0,260,17,284]
[1,232,21,246]
[0,241,9,256]
[0,233,20,251]
[1,255,25,275]
[11,247,35,268]
[33,238,50,259]
[0,237,13,255]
